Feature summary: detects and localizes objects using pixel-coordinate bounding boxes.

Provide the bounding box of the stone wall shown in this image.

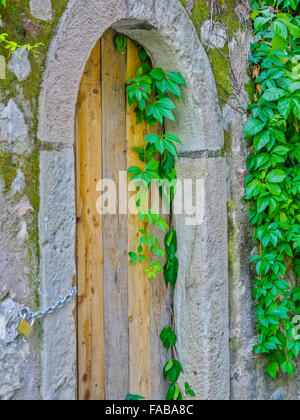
[0,0,299,400]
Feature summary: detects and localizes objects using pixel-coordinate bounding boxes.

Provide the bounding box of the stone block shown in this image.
[30,0,52,21]
[174,157,230,400]
[39,148,77,400]
[8,48,31,82]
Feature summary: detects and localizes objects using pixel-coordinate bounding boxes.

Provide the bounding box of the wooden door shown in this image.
[76,29,171,401]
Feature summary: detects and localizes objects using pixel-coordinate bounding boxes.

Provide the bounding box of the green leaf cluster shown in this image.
[0,0,42,57]
[247,0,300,379]
[117,35,195,400]
[126,50,185,126]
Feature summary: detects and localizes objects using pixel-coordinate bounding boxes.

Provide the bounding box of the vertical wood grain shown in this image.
[76,40,105,401]
[77,30,169,400]
[126,39,152,400]
[101,29,129,400]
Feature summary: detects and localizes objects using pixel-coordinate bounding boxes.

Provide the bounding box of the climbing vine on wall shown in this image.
[0,0,42,57]
[246,0,300,378]
[116,35,195,400]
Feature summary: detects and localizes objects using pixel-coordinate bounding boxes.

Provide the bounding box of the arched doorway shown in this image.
[38,0,229,400]
[75,29,169,400]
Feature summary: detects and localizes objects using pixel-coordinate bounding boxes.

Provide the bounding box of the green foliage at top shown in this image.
[251,0,299,12]
[127,64,185,126]
[246,0,300,379]
[0,0,42,57]
[118,36,195,401]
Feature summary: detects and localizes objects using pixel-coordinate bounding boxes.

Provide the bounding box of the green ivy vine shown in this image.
[116,34,195,400]
[246,0,300,379]
[0,0,42,57]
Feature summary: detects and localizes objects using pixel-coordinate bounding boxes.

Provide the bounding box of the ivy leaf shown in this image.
[138,48,148,62]
[257,196,269,214]
[145,133,160,144]
[166,384,183,401]
[115,34,127,53]
[281,361,296,377]
[288,82,300,94]
[272,21,288,40]
[163,359,183,383]
[168,72,186,86]
[292,97,300,120]
[277,97,292,119]
[278,19,300,38]
[266,169,286,183]
[268,127,286,143]
[164,229,177,259]
[164,257,179,290]
[160,326,177,350]
[128,252,137,264]
[262,88,286,101]
[126,394,145,400]
[145,160,159,172]
[245,119,265,138]
[127,165,142,175]
[158,97,176,110]
[184,382,196,398]
[253,130,271,152]
[166,79,182,97]
[150,67,165,81]
[164,133,182,144]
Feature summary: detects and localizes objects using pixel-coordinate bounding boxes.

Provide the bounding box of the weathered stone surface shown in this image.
[0,0,298,401]
[23,18,41,38]
[221,28,259,401]
[270,389,286,400]
[0,165,41,400]
[174,157,230,400]
[30,0,52,21]
[201,20,228,49]
[11,169,25,196]
[0,299,29,400]
[186,0,194,14]
[8,48,31,82]
[0,188,32,305]
[0,99,30,153]
[39,0,224,152]
[0,56,5,80]
[39,148,76,400]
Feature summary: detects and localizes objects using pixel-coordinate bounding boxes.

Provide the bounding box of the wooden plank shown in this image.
[126,39,152,399]
[101,29,129,400]
[76,40,105,401]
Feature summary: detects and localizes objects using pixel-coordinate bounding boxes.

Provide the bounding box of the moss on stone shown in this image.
[217,0,240,39]
[179,1,243,106]
[0,0,69,334]
[179,0,187,8]
[244,79,256,103]
[185,0,210,33]
[223,124,233,155]
[229,336,239,352]
[0,151,17,193]
[208,46,232,104]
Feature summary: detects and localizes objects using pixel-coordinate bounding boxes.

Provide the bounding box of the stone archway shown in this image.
[38,0,229,400]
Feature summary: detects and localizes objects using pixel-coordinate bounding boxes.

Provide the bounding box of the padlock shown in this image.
[17,313,35,340]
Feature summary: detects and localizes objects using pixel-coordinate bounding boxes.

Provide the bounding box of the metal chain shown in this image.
[20,286,77,321]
